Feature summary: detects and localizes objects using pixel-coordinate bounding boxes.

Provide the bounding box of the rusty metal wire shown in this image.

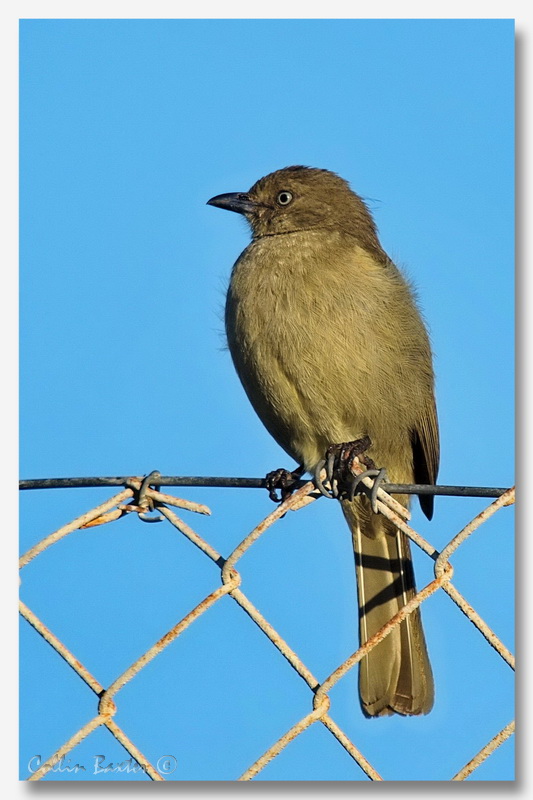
[19,467,515,781]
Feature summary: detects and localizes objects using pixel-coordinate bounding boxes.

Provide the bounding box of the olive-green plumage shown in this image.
[208,166,439,716]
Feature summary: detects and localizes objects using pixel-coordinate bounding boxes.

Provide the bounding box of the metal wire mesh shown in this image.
[19,464,515,782]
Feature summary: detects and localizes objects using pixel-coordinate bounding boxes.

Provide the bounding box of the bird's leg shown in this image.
[314,436,372,499]
[334,439,388,512]
[344,449,388,511]
[359,452,377,471]
[265,465,305,503]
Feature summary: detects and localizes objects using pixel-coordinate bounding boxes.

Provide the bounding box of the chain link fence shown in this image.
[19,463,515,781]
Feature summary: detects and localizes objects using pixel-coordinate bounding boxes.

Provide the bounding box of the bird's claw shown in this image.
[312,437,387,511]
[265,467,303,503]
[347,467,388,512]
[325,450,339,497]
[313,459,335,498]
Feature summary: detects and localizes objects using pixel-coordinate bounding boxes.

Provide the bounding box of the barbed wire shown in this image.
[19,463,515,781]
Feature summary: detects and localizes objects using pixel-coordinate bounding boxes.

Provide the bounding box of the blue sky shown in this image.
[19,18,514,782]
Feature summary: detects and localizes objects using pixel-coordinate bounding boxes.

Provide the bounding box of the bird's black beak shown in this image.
[206,192,256,215]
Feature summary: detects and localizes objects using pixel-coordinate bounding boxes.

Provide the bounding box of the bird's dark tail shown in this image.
[342,499,434,716]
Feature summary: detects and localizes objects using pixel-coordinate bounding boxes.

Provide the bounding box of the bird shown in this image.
[207,166,439,716]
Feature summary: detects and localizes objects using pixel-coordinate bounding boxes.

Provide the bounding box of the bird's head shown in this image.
[207,165,381,249]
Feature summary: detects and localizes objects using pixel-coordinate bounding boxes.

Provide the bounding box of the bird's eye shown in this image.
[277,191,293,206]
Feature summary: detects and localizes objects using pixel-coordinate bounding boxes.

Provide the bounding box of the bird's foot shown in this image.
[265,465,305,503]
[313,436,386,509]
[346,467,388,512]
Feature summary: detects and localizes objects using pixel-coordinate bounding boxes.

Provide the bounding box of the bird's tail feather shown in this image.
[342,499,434,717]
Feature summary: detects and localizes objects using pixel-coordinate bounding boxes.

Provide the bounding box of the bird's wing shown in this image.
[411,395,440,520]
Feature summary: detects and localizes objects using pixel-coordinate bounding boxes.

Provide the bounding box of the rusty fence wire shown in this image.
[19,462,515,781]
